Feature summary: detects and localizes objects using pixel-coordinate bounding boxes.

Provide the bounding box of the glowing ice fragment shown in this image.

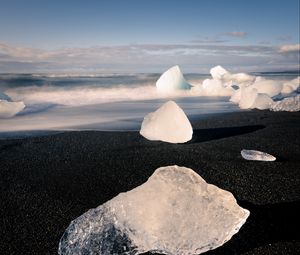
[59,165,250,255]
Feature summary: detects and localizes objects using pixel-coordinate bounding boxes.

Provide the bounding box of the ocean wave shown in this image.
[31,73,139,78]
[5,84,201,106]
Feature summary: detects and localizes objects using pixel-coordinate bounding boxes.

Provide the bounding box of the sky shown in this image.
[0,0,299,73]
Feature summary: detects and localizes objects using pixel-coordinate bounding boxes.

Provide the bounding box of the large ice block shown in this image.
[59,165,249,255]
[140,100,193,143]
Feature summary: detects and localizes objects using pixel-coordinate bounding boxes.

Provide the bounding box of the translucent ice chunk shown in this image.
[252,79,283,97]
[270,95,300,112]
[59,165,249,255]
[281,84,294,94]
[281,77,299,94]
[210,66,254,84]
[0,100,25,118]
[251,93,273,110]
[230,88,242,104]
[238,86,258,109]
[156,65,191,91]
[140,100,193,143]
[201,78,234,96]
[241,149,276,161]
[228,72,255,84]
[210,65,229,80]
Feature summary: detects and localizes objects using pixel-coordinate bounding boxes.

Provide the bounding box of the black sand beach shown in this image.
[0,111,299,254]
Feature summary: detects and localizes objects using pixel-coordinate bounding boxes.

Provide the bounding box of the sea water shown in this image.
[0,72,298,138]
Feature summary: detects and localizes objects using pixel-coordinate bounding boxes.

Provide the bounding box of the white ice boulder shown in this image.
[252,79,283,97]
[140,101,193,143]
[281,77,300,94]
[251,93,273,110]
[270,95,300,112]
[238,86,258,109]
[288,77,300,90]
[230,88,242,104]
[210,65,229,80]
[241,149,276,161]
[232,87,273,110]
[201,78,234,96]
[156,65,191,91]
[0,100,25,118]
[229,72,255,84]
[58,165,249,255]
[281,84,294,94]
[210,66,254,85]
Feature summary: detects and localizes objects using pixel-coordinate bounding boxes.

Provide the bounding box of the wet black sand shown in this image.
[0,111,299,254]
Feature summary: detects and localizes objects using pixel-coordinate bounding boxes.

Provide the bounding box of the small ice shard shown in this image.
[0,100,25,118]
[241,149,276,161]
[140,100,193,143]
[58,165,249,255]
[156,65,191,91]
[270,95,300,112]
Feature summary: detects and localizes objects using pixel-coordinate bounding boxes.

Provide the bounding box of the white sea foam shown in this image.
[0,98,239,133]
[6,85,182,106]
[31,73,134,78]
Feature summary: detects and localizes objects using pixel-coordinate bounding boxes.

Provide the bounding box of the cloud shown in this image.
[258,41,271,45]
[0,42,276,61]
[0,43,45,59]
[188,36,228,44]
[189,39,228,43]
[0,42,298,73]
[277,35,292,42]
[277,44,300,63]
[278,44,300,53]
[226,31,247,37]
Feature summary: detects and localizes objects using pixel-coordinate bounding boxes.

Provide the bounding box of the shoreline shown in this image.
[0,110,248,140]
[0,110,299,254]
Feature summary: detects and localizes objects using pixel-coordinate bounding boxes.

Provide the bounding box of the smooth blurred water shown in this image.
[0,72,298,137]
